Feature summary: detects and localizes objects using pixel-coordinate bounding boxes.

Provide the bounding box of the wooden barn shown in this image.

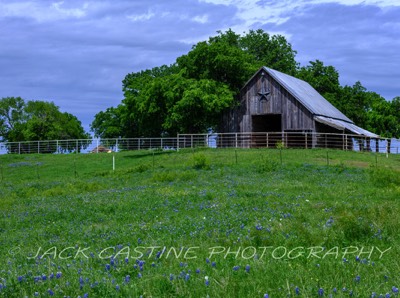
[221,66,378,148]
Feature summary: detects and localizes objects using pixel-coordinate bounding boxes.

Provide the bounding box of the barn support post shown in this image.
[18,142,20,154]
[138,138,141,150]
[235,133,238,148]
[375,139,379,153]
[312,133,317,149]
[305,133,308,149]
[191,135,193,149]
[176,134,180,151]
[266,133,269,148]
[342,134,344,151]
[38,141,40,154]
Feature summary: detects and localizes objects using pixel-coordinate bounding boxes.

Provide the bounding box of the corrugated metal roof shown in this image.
[263,67,353,123]
[315,116,379,138]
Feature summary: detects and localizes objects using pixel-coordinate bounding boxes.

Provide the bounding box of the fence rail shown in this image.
[0,132,399,154]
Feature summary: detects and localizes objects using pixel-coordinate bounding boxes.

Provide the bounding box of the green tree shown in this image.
[0,97,90,153]
[90,107,125,139]
[240,29,298,75]
[177,29,254,92]
[296,60,341,106]
[0,97,25,142]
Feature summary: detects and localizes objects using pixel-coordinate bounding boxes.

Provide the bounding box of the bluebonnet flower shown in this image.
[333,288,337,293]
[206,258,210,264]
[386,294,391,298]
[233,266,240,271]
[196,269,201,274]
[295,286,300,295]
[105,264,111,271]
[125,275,130,283]
[42,274,47,281]
[49,273,54,279]
[185,274,190,281]
[356,256,360,262]
[245,264,250,273]
[56,272,62,279]
[48,289,54,296]
[17,276,23,282]
[34,292,39,297]
[169,274,174,281]
[83,294,89,298]
[212,262,216,268]
[205,276,210,286]
[138,273,142,279]
[371,292,377,298]
[125,257,129,264]
[264,294,269,298]
[325,217,334,227]
[318,288,324,296]
[355,275,361,283]
[392,286,399,294]
[115,284,120,291]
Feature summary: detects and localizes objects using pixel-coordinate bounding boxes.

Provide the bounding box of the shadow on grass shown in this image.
[121,150,177,159]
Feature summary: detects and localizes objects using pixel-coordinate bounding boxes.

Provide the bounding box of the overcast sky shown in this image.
[1,0,399,133]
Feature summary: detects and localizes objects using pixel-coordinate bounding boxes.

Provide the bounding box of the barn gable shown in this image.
[222,66,378,139]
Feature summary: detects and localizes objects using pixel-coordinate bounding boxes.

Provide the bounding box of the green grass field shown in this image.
[1,148,400,297]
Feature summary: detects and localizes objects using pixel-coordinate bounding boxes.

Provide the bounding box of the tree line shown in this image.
[1,29,399,152]
[0,97,90,152]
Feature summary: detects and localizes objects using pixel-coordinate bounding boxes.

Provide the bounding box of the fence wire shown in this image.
[0,133,399,154]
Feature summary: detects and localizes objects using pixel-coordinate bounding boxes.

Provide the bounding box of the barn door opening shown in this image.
[251,114,282,147]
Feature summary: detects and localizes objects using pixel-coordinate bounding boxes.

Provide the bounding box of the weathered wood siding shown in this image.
[236,71,314,133]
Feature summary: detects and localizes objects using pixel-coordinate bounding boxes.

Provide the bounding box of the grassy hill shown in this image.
[0,148,399,297]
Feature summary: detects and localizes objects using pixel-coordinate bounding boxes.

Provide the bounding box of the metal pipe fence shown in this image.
[0,133,399,154]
